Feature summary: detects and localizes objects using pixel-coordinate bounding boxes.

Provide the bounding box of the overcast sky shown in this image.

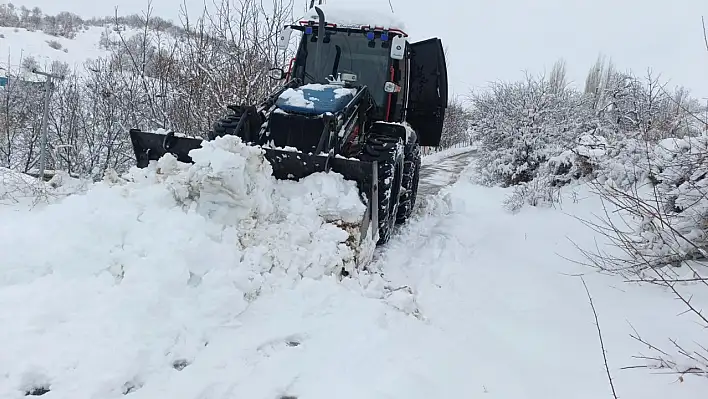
[10,0,708,99]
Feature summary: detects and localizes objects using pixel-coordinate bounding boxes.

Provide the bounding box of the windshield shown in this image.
[295,30,390,108]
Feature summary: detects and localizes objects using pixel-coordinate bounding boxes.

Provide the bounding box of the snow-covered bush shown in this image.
[472,56,706,213]
[649,146,708,264]
[547,134,658,191]
[577,135,708,383]
[470,69,593,187]
[547,134,608,185]
[547,59,708,384]
[502,174,561,213]
[594,136,708,270]
[504,134,609,212]
[46,39,62,50]
[0,5,85,38]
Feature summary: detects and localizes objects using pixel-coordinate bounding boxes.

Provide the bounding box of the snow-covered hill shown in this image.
[0,25,108,73]
[0,22,144,79]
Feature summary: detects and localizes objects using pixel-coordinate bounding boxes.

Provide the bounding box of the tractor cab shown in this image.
[283,21,403,119]
[273,5,448,146]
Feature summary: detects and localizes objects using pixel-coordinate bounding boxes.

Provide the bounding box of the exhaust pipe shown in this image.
[314,6,325,76]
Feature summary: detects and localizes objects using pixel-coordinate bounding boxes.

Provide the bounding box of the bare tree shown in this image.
[548,58,567,94]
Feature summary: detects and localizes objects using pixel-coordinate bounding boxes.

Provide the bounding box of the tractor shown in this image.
[128,4,448,264]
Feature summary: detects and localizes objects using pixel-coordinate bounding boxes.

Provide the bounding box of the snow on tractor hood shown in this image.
[276,83,357,115]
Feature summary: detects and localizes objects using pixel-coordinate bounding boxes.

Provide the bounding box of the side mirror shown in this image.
[268,67,286,80]
[277,27,292,50]
[390,35,406,60]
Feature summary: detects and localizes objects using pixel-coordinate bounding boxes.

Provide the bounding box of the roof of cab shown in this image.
[294,3,407,35]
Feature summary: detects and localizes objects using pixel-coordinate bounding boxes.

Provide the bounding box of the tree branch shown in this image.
[581,277,619,399]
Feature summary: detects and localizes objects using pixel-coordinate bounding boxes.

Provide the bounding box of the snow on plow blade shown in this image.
[129,129,378,268]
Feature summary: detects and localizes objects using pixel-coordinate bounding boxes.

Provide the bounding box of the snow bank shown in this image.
[0,135,371,398]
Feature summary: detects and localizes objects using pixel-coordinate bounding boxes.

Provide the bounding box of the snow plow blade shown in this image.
[129,129,378,268]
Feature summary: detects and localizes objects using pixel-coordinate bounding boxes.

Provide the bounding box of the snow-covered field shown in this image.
[0,136,705,398]
[0,24,138,76]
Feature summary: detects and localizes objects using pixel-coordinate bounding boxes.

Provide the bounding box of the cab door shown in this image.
[406,38,448,147]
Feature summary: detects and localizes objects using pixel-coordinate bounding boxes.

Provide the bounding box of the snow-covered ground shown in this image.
[0,137,705,398]
[378,171,707,398]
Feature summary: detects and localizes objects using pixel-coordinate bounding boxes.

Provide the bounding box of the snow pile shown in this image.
[0,135,373,398]
[333,86,356,99]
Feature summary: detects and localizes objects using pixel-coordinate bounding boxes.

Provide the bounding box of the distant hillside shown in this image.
[0,3,182,38]
[0,3,179,77]
[1,25,118,77]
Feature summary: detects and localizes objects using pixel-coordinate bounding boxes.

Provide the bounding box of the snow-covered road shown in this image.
[0,140,704,399]
[418,147,477,199]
